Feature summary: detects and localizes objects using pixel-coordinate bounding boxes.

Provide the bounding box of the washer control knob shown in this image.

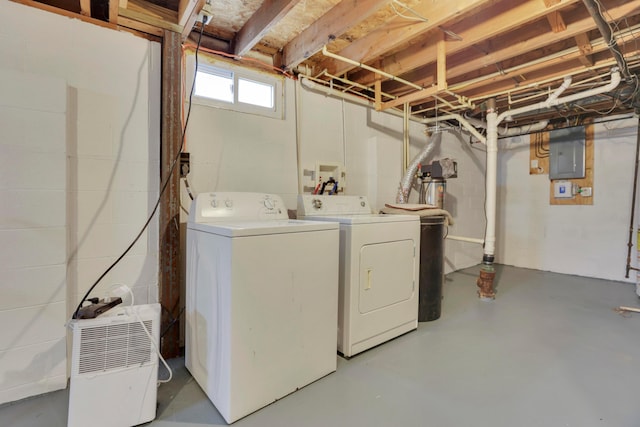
[361,201,366,207]
[312,199,322,209]
[263,199,274,209]
[225,199,233,208]
[211,199,218,208]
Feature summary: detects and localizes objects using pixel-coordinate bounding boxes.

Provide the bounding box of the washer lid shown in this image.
[187,219,339,237]
[299,214,419,225]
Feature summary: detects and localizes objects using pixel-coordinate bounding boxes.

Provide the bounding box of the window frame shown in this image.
[192,60,284,120]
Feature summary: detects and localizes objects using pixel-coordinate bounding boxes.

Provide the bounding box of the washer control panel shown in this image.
[190,192,288,223]
[297,195,371,216]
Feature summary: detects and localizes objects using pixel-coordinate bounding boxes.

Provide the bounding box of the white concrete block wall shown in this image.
[0,66,68,403]
[496,116,638,283]
[0,2,160,404]
[429,131,487,274]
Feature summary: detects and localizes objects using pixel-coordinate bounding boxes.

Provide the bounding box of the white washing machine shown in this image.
[298,195,420,357]
[186,192,339,423]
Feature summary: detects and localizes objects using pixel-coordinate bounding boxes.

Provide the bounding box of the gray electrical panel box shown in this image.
[549,126,585,180]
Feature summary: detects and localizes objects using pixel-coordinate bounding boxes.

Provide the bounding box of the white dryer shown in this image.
[298,195,420,357]
[186,192,339,423]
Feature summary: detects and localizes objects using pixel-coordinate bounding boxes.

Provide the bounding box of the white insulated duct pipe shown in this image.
[396,132,442,203]
[499,120,549,137]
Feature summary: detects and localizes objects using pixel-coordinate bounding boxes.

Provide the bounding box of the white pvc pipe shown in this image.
[300,77,423,122]
[466,115,549,137]
[446,235,484,244]
[545,76,572,105]
[498,69,621,123]
[484,105,498,258]
[421,114,487,144]
[321,46,423,91]
[480,68,622,265]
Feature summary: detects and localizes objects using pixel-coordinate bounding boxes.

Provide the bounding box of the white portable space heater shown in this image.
[67,303,161,427]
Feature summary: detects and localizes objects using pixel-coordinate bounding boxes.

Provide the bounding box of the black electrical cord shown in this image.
[161,306,186,338]
[72,19,207,320]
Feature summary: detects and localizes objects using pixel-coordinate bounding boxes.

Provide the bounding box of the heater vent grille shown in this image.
[78,320,153,375]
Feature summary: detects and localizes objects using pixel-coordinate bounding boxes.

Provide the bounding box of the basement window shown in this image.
[193,63,282,119]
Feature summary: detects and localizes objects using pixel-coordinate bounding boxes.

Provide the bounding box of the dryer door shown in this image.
[358,240,416,314]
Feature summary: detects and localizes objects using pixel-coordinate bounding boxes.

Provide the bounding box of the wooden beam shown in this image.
[178,0,204,38]
[109,0,118,23]
[546,11,566,33]
[160,30,182,358]
[119,3,181,33]
[178,0,198,27]
[574,32,594,67]
[355,0,634,89]
[319,0,495,77]
[79,0,90,17]
[437,32,447,91]
[456,44,640,100]
[234,0,301,57]
[379,33,448,111]
[180,0,205,39]
[380,86,442,111]
[369,0,582,80]
[118,15,164,37]
[282,0,391,69]
[543,0,562,6]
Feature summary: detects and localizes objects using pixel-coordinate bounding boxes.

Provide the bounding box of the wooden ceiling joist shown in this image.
[234,0,301,57]
[319,0,501,78]
[281,0,391,70]
[119,0,181,33]
[360,0,636,94]
[574,32,594,67]
[351,0,584,89]
[109,0,119,23]
[79,0,90,16]
[178,0,204,39]
[546,10,567,32]
[457,45,640,102]
[379,32,448,111]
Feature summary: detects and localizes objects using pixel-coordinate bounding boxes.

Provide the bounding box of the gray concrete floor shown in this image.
[2,264,640,426]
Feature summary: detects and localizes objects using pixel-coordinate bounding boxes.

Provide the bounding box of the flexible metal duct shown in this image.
[396,132,442,203]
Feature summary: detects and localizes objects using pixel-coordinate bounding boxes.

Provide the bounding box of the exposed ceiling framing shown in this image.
[19,0,640,127]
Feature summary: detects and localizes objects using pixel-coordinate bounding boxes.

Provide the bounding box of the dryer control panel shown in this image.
[298,195,371,216]
[190,192,288,223]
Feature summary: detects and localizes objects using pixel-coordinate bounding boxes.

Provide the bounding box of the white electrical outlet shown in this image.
[553,181,573,198]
